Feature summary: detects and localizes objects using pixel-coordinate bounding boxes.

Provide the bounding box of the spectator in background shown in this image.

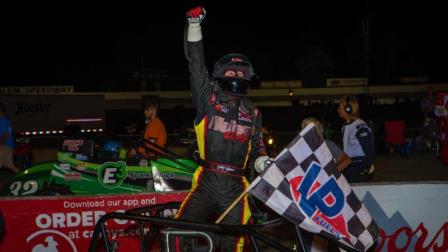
[302,117,351,171]
[337,96,375,182]
[142,100,167,149]
[0,103,19,174]
[128,100,167,158]
[421,86,436,118]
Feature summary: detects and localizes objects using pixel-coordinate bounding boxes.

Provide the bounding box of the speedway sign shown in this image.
[0,192,187,252]
[0,86,74,95]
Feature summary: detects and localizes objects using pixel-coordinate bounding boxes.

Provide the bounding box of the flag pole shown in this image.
[215,176,263,224]
[294,225,309,252]
[215,190,248,224]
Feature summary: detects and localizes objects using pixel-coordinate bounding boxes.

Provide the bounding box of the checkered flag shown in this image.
[248,123,379,251]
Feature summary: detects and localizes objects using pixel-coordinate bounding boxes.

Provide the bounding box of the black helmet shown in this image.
[212,53,258,95]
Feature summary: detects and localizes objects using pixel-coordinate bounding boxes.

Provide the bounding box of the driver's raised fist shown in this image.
[186,6,206,26]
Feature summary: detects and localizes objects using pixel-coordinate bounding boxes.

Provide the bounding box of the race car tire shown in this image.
[34,185,73,196]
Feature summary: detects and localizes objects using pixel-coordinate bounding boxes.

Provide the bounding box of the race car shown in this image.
[0,137,198,196]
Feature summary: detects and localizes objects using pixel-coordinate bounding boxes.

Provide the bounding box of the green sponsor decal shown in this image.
[98,161,128,188]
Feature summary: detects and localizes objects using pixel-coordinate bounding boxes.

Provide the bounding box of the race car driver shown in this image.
[175,6,272,252]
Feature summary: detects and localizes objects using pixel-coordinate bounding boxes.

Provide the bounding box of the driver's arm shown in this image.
[251,109,271,173]
[185,7,212,123]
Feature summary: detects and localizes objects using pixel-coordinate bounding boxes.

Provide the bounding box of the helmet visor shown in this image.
[215,78,252,95]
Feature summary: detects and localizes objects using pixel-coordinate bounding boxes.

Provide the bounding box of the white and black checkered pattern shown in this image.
[248,123,379,251]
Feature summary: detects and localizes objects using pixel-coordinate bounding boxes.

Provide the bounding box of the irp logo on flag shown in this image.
[248,123,379,251]
[289,161,350,240]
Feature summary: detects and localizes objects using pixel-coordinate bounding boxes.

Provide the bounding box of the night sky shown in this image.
[1,2,446,91]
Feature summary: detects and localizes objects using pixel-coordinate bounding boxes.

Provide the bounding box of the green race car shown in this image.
[1,137,198,196]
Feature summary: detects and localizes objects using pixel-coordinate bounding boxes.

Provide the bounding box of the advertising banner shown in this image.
[354,183,448,252]
[309,182,448,252]
[1,183,448,251]
[0,192,187,252]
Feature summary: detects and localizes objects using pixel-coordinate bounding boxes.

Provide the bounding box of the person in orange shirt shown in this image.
[142,100,167,149]
[128,100,167,158]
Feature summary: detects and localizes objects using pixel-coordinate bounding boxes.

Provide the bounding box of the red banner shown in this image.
[0,192,187,252]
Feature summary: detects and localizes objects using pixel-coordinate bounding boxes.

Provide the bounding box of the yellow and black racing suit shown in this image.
[175,35,267,252]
